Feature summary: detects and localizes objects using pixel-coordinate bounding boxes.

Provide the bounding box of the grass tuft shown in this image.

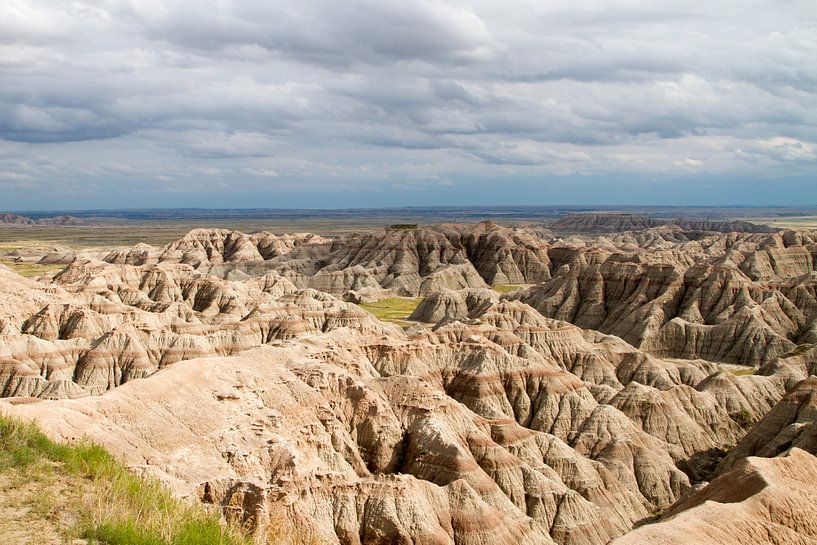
[0,414,251,545]
[87,520,166,545]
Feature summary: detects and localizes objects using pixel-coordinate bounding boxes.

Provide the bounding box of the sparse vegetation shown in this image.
[729,367,757,376]
[785,344,814,357]
[731,409,755,429]
[492,284,526,294]
[0,261,66,278]
[0,414,251,545]
[358,297,422,326]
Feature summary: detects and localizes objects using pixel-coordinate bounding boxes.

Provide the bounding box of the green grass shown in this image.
[785,344,814,357]
[492,284,525,294]
[731,409,755,429]
[358,297,422,326]
[0,414,251,545]
[1,261,66,278]
[728,368,757,376]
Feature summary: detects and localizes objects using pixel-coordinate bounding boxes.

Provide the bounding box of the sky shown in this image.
[1,0,816,210]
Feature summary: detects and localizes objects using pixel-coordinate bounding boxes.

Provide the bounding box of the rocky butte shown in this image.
[1,217,816,544]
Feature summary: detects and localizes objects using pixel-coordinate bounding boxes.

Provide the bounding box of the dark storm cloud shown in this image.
[0,0,815,208]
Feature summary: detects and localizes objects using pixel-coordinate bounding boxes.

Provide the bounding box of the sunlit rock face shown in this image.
[3,223,817,545]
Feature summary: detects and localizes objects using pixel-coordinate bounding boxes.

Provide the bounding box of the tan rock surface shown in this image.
[717,376,817,472]
[2,223,817,545]
[513,232,817,366]
[611,448,817,545]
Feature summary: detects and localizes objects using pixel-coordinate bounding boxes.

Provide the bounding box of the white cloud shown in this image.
[675,158,703,167]
[242,167,279,177]
[0,0,815,206]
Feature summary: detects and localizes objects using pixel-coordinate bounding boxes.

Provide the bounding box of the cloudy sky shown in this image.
[1,0,815,210]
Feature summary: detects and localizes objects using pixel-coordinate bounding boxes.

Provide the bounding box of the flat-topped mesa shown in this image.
[548,212,775,234]
[549,213,662,233]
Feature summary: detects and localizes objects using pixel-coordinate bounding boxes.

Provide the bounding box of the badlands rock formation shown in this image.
[548,213,773,234]
[103,222,552,296]
[716,376,817,472]
[0,213,35,225]
[0,213,86,225]
[0,262,392,398]
[1,221,816,545]
[611,448,817,545]
[512,231,817,366]
[408,288,498,323]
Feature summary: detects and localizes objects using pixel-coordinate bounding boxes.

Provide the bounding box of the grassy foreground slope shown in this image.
[0,414,251,545]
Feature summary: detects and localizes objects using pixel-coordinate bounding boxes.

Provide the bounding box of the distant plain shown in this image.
[1,205,816,251]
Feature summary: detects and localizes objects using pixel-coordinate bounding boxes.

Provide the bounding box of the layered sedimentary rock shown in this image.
[549,213,662,233]
[5,329,687,545]
[0,265,713,542]
[0,213,86,225]
[103,229,326,268]
[548,213,773,234]
[2,222,817,545]
[102,224,816,367]
[103,223,552,297]
[611,448,817,545]
[512,231,817,366]
[409,288,498,323]
[0,213,36,225]
[716,376,817,472]
[758,343,817,387]
[0,263,395,398]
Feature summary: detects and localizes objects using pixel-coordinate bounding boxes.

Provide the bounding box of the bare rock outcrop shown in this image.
[548,213,773,234]
[102,223,551,298]
[0,213,88,226]
[3,223,817,545]
[409,288,498,323]
[716,376,817,472]
[512,232,817,366]
[0,213,36,225]
[611,448,817,545]
[0,261,398,398]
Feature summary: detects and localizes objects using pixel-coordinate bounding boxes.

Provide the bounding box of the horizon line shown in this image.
[4,204,817,215]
